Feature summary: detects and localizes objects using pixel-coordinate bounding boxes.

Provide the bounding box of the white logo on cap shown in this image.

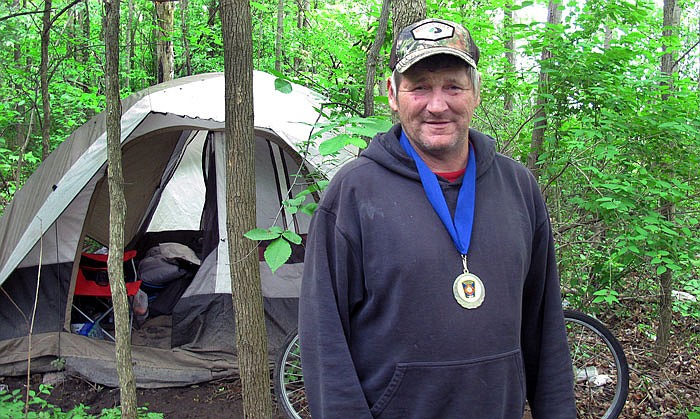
[412,21,455,41]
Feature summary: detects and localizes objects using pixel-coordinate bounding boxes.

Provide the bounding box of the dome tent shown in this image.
[0,71,346,387]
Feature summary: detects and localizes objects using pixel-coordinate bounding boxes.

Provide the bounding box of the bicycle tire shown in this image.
[274,329,311,419]
[564,310,629,419]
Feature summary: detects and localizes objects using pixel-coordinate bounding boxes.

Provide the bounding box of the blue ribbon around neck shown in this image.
[399,131,476,256]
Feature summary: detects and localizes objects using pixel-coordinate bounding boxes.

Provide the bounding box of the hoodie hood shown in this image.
[360,124,497,183]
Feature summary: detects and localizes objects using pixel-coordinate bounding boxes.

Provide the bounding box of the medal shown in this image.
[400,131,485,309]
[452,255,485,309]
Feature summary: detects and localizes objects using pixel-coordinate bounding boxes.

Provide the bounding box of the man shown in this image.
[299,18,576,418]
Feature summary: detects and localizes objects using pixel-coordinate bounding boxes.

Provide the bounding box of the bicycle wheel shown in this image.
[564,310,629,419]
[274,329,311,419]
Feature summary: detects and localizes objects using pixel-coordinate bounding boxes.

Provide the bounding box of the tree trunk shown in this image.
[503,6,515,113]
[40,0,52,159]
[363,0,390,118]
[391,0,425,46]
[181,0,193,76]
[155,1,175,82]
[83,0,91,69]
[275,0,283,72]
[104,0,138,416]
[654,0,679,364]
[526,0,561,182]
[13,0,29,152]
[125,0,134,89]
[14,110,34,186]
[221,0,271,417]
[293,0,309,71]
[390,0,424,123]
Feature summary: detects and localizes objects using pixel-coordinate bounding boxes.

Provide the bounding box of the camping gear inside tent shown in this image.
[0,71,349,387]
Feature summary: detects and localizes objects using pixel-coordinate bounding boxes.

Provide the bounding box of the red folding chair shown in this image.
[72,250,142,341]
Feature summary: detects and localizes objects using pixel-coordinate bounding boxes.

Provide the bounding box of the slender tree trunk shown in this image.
[83,0,91,69]
[221,0,271,416]
[125,0,134,89]
[155,1,175,82]
[104,0,138,416]
[13,0,27,151]
[181,0,192,76]
[11,12,19,149]
[275,0,284,72]
[503,6,515,113]
[293,0,309,71]
[14,110,34,186]
[654,0,680,364]
[526,0,561,182]
[363,0,391,118]
[40,0,52,159]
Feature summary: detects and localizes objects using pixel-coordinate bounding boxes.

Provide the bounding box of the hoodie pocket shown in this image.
[370,349,526,419]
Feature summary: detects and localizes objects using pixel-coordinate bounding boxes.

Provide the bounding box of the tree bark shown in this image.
[181,0,192,76]
[40,0,52,159]
[363,0,390,118]
[654,0,679,364]
[125,0,134,89]
[390,0,425,47]
[526,0,561,182]
[155,0,175,82]
[275,0,283,72]
[104,0,138,416]
[221,0,271,417]
[293,0,309,71]
[390,0,425,123]
[503,6,515,113]
[83,0,91,68]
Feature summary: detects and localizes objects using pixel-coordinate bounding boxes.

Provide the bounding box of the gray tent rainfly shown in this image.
[0,71,347,387]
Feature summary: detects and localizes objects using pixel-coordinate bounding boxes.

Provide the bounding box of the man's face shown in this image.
[388,62,480,162]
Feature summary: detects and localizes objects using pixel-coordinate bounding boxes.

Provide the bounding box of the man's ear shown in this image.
[387,78,399,112]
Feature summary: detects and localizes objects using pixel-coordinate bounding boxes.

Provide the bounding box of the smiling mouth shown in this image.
[425,121,453,128]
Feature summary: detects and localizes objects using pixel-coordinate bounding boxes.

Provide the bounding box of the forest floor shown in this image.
[1,300,699,418]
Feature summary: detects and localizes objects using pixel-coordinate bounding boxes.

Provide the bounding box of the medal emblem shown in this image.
[453,272,485,309]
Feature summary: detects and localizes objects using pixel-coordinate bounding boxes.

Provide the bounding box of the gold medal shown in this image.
[453,255,484,309]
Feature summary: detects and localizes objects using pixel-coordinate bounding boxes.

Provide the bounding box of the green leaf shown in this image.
[265,237,292,273]
[319,134,352,155]
[345,116,393,138]
[300,202,318,215]
[282,230,302,245]
[244,228,280,241]
[250,2,268,12]
[274,77,293,94]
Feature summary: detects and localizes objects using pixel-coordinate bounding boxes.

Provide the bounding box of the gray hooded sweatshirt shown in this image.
[299,124,576,418]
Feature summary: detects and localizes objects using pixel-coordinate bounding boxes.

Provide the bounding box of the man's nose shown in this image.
[426,91,449,113]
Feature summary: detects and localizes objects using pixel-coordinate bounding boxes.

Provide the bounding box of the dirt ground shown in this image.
[2,372,288,418]
[1,302,699,418]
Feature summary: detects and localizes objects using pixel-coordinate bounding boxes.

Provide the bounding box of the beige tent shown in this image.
[0,71,349,387]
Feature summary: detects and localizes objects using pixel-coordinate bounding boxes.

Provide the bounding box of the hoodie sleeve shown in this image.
[521,210,577,418]
[298,204,374,419]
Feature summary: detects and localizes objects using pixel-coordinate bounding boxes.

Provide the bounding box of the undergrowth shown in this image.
[0,384,163,418]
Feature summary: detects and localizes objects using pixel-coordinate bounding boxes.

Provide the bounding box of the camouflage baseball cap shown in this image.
[390,18,480,73]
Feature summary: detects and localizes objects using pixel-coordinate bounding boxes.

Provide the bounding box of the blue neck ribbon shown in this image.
[400,131,476,256]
